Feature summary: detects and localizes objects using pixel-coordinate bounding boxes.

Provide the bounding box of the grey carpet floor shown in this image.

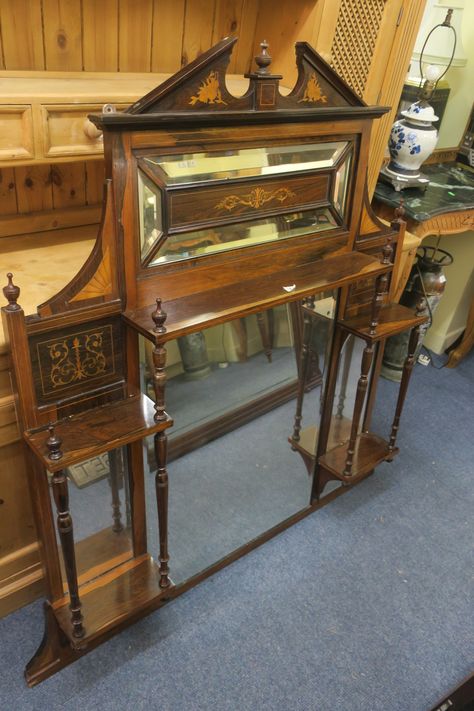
[0,351,473,711]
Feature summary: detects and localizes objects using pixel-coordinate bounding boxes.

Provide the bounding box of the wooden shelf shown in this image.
[289,416,353,475]
[339,302,427,342]
[124,252,390,343]
[53,555,171,648]
[318,432,398,484]
[25,393,172,471]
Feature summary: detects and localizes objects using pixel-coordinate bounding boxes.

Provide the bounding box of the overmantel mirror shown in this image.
[2,36,426,685]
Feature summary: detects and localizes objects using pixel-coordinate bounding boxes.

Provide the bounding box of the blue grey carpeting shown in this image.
[1,352,473,710]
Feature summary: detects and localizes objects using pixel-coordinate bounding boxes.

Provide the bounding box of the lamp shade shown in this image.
[412,2,467,68]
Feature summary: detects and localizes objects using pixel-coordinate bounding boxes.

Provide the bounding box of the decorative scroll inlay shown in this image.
[216,187,296,212]
[36,325,114,395]
[298,74,327,104]
[189,71,227,106]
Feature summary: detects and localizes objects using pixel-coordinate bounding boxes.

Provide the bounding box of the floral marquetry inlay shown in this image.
[298,74,327,104]
[216,187,296,212]
[36,325,115,396]
[189,71,227,106]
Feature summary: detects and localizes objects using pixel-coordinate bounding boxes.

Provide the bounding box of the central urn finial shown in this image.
[255,40,272,75]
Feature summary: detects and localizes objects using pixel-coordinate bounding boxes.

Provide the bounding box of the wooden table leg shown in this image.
[446,296,474,368]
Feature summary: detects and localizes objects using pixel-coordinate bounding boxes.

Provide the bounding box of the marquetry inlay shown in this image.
[189,71,227,106]
[36,325,114,396]
[216,187,296,211]
[298,74,327,104]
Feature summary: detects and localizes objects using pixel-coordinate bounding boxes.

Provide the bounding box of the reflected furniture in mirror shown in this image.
[2,36,426,685]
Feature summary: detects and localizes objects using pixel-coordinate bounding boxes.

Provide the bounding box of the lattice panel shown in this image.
[331,0,388,99]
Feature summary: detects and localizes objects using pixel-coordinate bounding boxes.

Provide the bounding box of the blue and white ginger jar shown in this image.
[386,101,439,178]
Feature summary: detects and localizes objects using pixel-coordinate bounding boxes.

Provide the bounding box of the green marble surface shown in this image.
[375,162,474,222]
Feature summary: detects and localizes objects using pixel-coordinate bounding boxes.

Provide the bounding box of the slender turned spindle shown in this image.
[47,426,85,638]
[369,236,394,335]
[107,449,123,533]
[256,310,274,363]
[150,299,170,588]
[343,343,375,477]
[388,302,425,453]
[291,297,314,445]
[335,334,355,419]
[151,298,167,422]
[154,431,170,588]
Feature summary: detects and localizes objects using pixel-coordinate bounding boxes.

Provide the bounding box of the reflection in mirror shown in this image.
[138,171,163,263]
[148,207,338,265]
[333,151,352,217]
[52,446,133,588]
[141,296,337,584]
[288,293,339,476]
[142,142,348,185]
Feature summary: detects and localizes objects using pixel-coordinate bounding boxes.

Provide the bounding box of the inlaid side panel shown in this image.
[28,317,124,407]
[168,173,330,230]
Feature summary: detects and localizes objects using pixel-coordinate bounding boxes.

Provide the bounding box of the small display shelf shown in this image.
[290,252,428,498]
[318,432,398,483]
[289,416,352,476]
[25,393,172,471]
[124,252,389,343]
[339,302,427,342]
[53,555,171,649]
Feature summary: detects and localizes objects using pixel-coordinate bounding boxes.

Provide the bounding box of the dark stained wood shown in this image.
[25,471,369,687]
[3,36,425,686]
[53,555,172,648]
[289,416,353,476]
[25,394,172,471]
[318,433,399,483]
[291,298,314,444]
[340,303,428,342]
[154,432,170,588]
[343,343,375,477]
[124,252,390,343]
[167,173,330,231]
[51,468,85,639]
[388,317,424,455]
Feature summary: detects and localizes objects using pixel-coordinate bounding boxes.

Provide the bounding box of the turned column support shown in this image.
[335,334,355,419]
[370,235,393,336]
[291,297,314,445]
[388,302,425,453]
[47,426,85,639]
[151,298,170,588]
[154,431,170,588]
[107,449,123,533]
[343,343,374,477]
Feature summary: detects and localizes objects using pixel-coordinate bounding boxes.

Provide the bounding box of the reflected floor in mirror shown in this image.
[68,385,339,587]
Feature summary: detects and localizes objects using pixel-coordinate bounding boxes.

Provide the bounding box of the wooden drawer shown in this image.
[0,105,34,162]
[40,103,128,158]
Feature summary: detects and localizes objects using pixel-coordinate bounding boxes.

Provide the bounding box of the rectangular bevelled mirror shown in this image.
[139,294,337,584]
[136,141,352,266]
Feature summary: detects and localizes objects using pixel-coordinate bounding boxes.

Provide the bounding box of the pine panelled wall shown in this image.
[0,0,426,617]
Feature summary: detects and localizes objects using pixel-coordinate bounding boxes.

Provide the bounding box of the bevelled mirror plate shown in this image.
[137,141,351,267]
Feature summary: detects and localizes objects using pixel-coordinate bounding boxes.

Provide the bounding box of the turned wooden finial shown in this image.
[151,297,167,334]
[381,234,394,265]
[255,40,272,75]
[394,198,405,223]
[46,424,63,461]
[3,273,21,311]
